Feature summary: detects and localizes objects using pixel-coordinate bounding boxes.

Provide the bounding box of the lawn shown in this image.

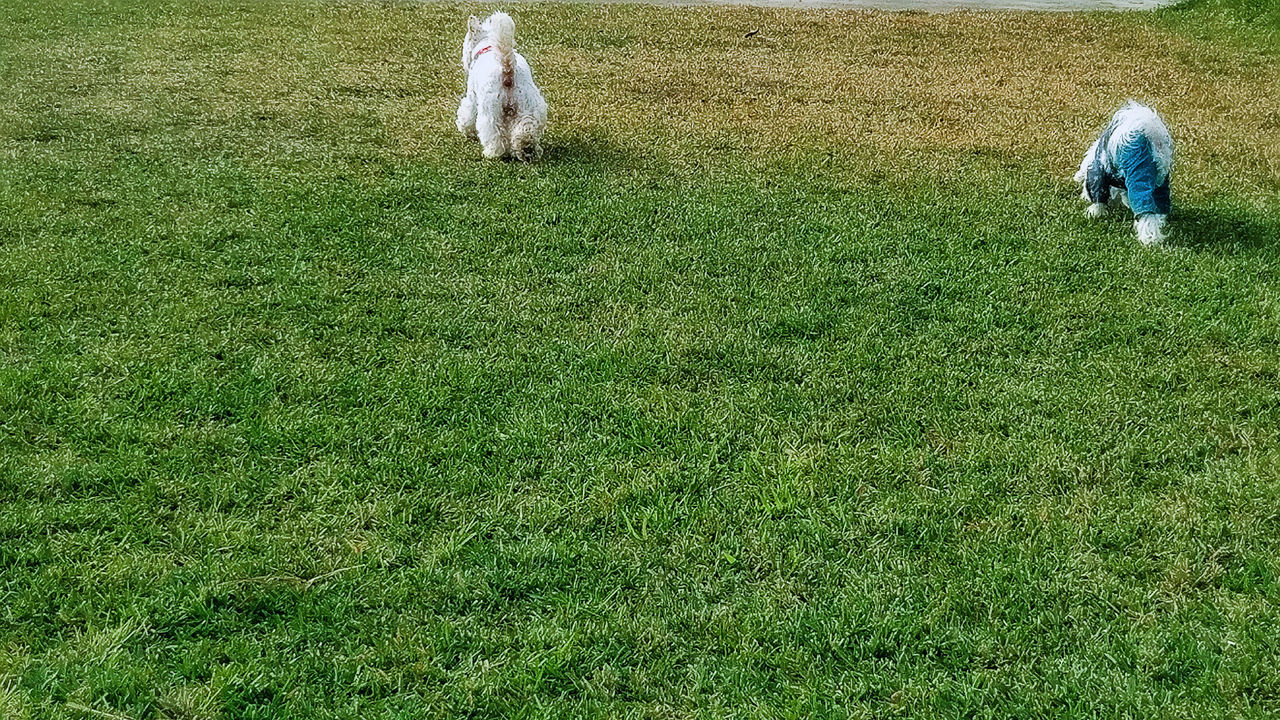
[2,0,1279,717]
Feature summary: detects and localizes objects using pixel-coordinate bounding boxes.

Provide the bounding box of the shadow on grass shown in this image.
[1175,204,1279,253]
[539,130,639,170]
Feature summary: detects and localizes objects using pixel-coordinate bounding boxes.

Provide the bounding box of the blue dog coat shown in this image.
[1087,123,1171,217]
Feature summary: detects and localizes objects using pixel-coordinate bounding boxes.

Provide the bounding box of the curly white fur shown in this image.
[456,12,547,161]
[1135,214,1167,246]
[1074,101,1174,246]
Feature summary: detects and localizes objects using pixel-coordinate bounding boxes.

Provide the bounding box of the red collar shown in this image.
[473,45,494,59]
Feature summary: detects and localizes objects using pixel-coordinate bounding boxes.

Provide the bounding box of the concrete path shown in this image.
[544,0,1171,11]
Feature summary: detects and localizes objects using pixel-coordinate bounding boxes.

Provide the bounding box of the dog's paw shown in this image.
[1085,203,1108,219]
[517,142,542,163]
[1135,214,1167,246]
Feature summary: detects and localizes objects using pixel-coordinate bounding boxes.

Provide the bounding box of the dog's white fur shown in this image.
[1074,101,1174,246]
[456,12,547,161]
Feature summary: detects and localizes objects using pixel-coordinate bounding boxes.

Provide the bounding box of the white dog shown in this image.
[456,12,547,161]
[1074,101,1175,246]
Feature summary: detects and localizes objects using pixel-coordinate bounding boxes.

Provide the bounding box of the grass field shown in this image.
[2,0,1280,717]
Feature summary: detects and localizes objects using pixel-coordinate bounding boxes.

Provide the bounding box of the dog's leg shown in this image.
[456,95,478,140]
[475,96,507,159]
[509,116,542,162]
[1135,214,1167,246]
[477,123,506,159]
[514,140,541,163]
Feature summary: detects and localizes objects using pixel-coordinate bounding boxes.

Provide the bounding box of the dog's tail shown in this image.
[488,13,520,148]
[489,12,517,66]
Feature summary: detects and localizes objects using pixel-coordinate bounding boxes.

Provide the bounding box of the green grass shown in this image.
[2,0,1280,717]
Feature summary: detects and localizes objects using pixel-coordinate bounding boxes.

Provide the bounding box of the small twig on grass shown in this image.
[65,702,139,720]
[301,564,359,589]
[223,565,360,591]
[232,574,308,589]
[745,29,760,38]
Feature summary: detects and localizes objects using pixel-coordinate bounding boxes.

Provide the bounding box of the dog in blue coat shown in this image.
[1075,101,1175,246]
